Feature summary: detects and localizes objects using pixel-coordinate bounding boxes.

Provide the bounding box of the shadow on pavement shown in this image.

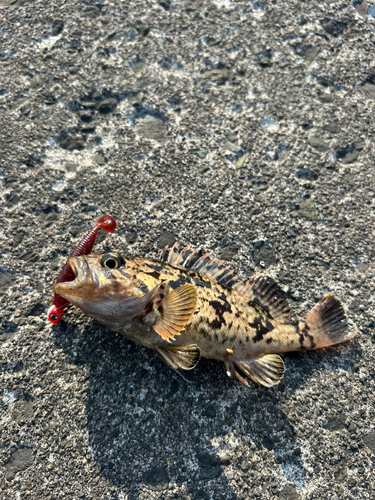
[53,317,361,500]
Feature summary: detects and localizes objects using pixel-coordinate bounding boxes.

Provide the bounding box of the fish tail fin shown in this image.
[299,294,356,350]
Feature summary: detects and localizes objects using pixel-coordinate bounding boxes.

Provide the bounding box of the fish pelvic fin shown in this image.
[299,293,356,349]
[226,354,285,387]
[155,344,201,370]
[153,284,198,342]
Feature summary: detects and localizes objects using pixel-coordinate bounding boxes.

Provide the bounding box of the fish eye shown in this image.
[101,253,124,269]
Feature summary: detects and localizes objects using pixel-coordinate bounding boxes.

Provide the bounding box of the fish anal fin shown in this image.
[155,344,201,370]
[153,284,198,342]
[231,354,285,387]
[241,275,290,324]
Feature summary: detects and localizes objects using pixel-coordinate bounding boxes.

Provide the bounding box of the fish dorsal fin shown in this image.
[153,284,198,342]
[226,355,285,387]
[161,246,290,323]
[162,244,241,288]
[233,274,290,324]
[155,344,201,370]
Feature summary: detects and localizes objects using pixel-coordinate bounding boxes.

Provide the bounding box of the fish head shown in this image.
[54,253,159,326]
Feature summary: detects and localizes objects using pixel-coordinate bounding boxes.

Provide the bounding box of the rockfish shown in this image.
[54,244,356,387]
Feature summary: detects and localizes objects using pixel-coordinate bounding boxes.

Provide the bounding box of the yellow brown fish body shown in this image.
[54,244,356,387]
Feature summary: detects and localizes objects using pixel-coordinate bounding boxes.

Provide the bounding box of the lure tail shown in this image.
[48,215,116,324]
[299,294,356,350]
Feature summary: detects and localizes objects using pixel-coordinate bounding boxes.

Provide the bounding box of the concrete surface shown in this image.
[0,0,374,499]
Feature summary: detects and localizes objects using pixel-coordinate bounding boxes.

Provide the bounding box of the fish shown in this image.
[54,243,356,387]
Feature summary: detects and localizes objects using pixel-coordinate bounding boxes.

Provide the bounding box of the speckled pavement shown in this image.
[0,0,374,499]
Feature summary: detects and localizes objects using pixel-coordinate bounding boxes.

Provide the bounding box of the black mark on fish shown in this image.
[209,300,232,315]
[145,270,160,279]
[299,329,316,350]
[149,264,166,273]
[251,318,271,343]
[169,276,189,289]
[265,319,274,331]
[250,300,272,319]
[209,318,224,330]
[137,281,149,294]
[207,299,233,331]
[218,291,228,302]
[193,278,211,289]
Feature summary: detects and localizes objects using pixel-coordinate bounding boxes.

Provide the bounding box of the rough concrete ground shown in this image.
[0,0,375,498]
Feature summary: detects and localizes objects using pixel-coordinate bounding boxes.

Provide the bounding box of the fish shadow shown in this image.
[52,318,361,499]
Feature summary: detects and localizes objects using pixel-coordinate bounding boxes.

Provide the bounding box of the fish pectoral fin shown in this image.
[155,344,201,371]
[234,275,290,324]
[153,284,198,342]
[230,354,285,387]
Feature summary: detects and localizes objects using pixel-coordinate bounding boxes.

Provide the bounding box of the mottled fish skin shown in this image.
[54,247,356,386]
[126,258,295,359]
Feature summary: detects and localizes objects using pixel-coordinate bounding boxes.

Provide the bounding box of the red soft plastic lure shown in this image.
[47,215,116,324]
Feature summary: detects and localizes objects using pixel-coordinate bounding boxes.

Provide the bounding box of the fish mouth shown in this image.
[69,256,92,284]
[54,256,95,300]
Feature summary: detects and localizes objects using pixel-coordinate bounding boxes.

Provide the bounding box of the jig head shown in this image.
[47,215,116,324]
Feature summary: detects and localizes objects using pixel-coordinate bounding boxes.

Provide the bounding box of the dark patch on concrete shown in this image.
[218,242,241,261]
[197,453,223,480]
[51,19,64,36]
[362,432,375,453]
[143,466,169,491]
[252,242,276,269]
[324,414,348,432]
[263,435,274,450]
[334,461,348,483]
[5,448,34,481]
[279,485,300,500]
[11,400,34,423]
[24,301,46,317]
[202,404,216,418]
[157,231,176,249]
